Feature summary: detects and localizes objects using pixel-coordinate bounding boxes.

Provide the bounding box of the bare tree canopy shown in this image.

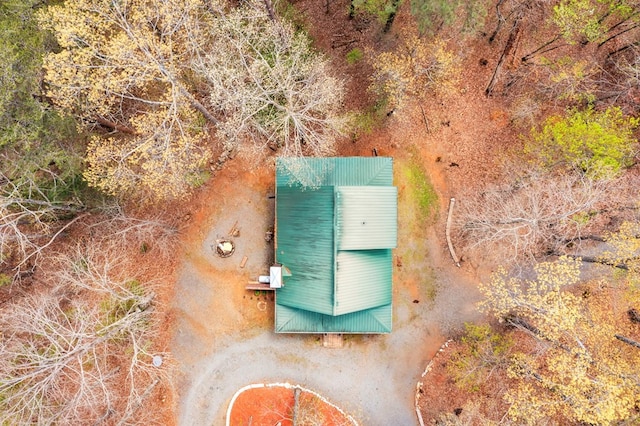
[0,245,167,424]
[455,172,612,261]
[195,0,346,158]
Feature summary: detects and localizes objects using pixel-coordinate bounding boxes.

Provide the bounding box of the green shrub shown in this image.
[346,48,363,65]
[448,323,513,391]
[351,0,399,24]
[0,274,11,287]
[349,97,389,139]
[527,106,639,179]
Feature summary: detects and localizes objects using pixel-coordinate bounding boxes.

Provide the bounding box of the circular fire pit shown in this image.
[215,239,235,258]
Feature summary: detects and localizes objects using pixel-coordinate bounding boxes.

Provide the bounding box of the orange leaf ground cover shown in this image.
[228,384,355,425]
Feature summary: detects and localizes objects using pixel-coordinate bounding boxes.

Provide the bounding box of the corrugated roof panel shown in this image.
[276,158,335,188]
[275,303,392,333]
[275,304,325,333]
[365,304,393,333]
[275,185,335,315]
[334,250,393,316]
[336,186,397,250]
[274,157,396,333]
[326,157,393,186]
[276,157,393,188]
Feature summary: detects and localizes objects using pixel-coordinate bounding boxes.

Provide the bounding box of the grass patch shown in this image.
[346,48,364,64]
[100,279,146,328]
[0,273,11,287]
[349,97,389,140]
[394,155,439,306]
[188,169,211,189]
[403,159,438,223]
[421,273,438,303]
[275,0,309,35]
[350,111,377,138]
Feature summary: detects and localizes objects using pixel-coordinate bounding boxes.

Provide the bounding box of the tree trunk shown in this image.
[506,315,541,336]
[599,23,640,48]
[486,19,521,96]
[292,387,301,425]
[607,40,640,59]
[263,0,277,22]
[560,234,605,245]
[521,34,561,62]
[94,116,136,134]
[446,198,461,267]
[179,87,218,125]
[615,334,640,349]
[604,10,640,33]
[488,0,506,43]
[563,254,630,270]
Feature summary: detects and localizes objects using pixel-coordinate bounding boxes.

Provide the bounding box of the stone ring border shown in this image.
[415,339,453,426]
[225,382,359,426]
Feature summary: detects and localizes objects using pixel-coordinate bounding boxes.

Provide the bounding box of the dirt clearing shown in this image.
[170,141,486,425]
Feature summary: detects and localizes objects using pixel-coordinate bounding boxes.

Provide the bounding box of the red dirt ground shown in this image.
[228,385,355,426]
[416,340,513,424]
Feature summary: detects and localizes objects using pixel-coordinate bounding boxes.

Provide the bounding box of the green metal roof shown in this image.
[276,157,394,187]
[274,157,397,333]
[334,250,392,316]
[336,186,398,250]
[275,185,334,315]
[275,303,392,333]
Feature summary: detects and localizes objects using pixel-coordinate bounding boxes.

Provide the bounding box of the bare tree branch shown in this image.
[455,172,612,262]
[0,244,169,424]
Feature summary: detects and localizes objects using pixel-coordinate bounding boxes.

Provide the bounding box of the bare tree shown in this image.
[0,244,168,425]
[193,0,346,160]
[87,200,179,261]
[0,171,85,280]
[597,44,640,113]
[454,172,612,262]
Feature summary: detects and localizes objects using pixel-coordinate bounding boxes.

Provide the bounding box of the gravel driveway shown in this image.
[170,161,482,425]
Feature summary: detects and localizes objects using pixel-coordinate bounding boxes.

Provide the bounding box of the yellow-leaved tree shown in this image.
[39,0,214,201]
[601,220,640,292]
[369,29,459,110]
[479,256,640,425]
[39,0,347,201]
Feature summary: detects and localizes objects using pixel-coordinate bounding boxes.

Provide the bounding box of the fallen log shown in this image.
[446,198,461,267]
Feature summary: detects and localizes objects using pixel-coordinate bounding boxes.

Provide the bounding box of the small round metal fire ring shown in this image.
[215,239,235,258]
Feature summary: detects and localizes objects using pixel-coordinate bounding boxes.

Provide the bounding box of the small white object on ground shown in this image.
[152,355,163,367]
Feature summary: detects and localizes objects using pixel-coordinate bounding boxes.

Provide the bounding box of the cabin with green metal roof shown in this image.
[274,157,397,333]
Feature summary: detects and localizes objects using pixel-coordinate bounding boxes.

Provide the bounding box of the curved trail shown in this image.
[178,322,443,425]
